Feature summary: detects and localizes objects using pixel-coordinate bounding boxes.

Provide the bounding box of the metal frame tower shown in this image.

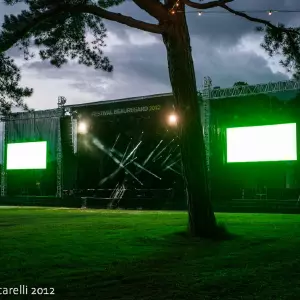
[71,111,78,155]
[1,78,300,198]
[202,76,212,173]
[57,96,67,198]
[1,118,7,197]
[1,108,63,198]
[209,80,300,99]
[201,78,300,172]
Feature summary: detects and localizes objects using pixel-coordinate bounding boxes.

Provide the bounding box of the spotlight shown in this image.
[78,121,88,134]
[65,108,71,116]
[168,113,178,126]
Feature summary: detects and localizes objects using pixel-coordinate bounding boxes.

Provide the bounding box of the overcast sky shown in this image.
[1,0,300,110]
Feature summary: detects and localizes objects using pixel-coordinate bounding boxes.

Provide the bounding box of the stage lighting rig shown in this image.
[64,107,71,116]
[57,96,67,116]
[57,96,67,108]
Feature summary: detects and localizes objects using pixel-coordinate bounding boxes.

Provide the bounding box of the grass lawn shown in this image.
[1,208,300,299]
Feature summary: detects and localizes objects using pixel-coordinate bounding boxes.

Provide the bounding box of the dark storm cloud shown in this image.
[190,36,289,86]
[27,31,287,101]
[107,1,154,40]
[194,48,288,87]
[107,0,300,46]
[0,0,296,109]
[24,34,169,86]
[2,0,297,56]
[105,33,288,89]
[100,0,298,88]
[107,35,168,85]
[187,0,300,45]
[1,0,299,48]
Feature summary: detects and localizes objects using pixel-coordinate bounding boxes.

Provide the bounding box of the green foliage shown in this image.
[97,0,125,8]
[258,25,300,79]
[3,0,125,6]
[1,1,113,70]
[233,81,248,87]
[0,0,126,113]
[0,54,32,115]
[0,0,300,114]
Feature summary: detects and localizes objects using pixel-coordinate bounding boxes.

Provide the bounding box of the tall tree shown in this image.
[0,53,32,114]
[0,0,299,237]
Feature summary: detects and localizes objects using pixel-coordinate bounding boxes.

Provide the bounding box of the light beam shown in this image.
[93,138,143,185]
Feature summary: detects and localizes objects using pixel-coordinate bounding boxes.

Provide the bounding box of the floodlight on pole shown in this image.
[78,121,88,134]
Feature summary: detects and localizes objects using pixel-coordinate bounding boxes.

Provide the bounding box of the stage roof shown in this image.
[64,92,173,109]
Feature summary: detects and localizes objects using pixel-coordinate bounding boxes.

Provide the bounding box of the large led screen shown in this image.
[6,141,47,170]
[226,123,297,163]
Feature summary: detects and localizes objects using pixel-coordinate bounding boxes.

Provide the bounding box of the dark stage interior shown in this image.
[73,96,185,209]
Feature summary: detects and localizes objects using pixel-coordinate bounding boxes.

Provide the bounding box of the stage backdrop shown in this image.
[5,110,60,196]
[71,95,185,206]
[210,90,300,201]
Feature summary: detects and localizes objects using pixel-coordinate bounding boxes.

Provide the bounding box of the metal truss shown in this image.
[1,110,63,198]
[56,115,63,198]
[1,119,7,197]
[0,95,64,199]
[1,79,299,199]
[209,80,300,99]
[56,96,67,198]
[202,76,212,173]
[201,78,300,174]
[5,109,60,121]
[71,115,78,154]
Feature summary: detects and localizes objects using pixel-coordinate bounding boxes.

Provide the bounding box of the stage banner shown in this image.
[72,94,175,119]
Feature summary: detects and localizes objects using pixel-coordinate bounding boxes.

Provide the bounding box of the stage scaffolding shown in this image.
[0,77,299,199]
[0,107,64,198]
[201,78,300,177]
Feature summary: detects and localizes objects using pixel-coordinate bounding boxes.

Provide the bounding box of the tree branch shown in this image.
[220,4,300,35]
[0,7,61,53]
[75,4,165,33]
[184,0,233,10]
[0,3,164,53]
[132,0,169,20]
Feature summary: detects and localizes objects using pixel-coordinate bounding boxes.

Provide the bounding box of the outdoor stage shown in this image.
[1,77,300,212]
[1,196,300,214]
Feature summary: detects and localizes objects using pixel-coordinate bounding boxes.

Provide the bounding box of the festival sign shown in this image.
[91,104,161,117]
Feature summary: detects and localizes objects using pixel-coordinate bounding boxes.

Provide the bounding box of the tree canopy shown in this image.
[233,82,248,87]
[0,53,32,114]
[0,0,299,114]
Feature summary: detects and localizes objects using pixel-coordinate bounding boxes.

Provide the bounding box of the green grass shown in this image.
[1,208,300,299]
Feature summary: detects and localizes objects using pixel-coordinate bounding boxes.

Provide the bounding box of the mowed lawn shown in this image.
[1,208,300,299]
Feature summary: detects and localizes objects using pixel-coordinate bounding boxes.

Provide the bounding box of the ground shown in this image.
[0,208,300,299]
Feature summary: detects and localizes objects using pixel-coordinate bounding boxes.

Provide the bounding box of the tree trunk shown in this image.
[162,8,217,237]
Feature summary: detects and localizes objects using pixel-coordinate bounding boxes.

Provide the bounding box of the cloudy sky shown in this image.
[1,0,299,110]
